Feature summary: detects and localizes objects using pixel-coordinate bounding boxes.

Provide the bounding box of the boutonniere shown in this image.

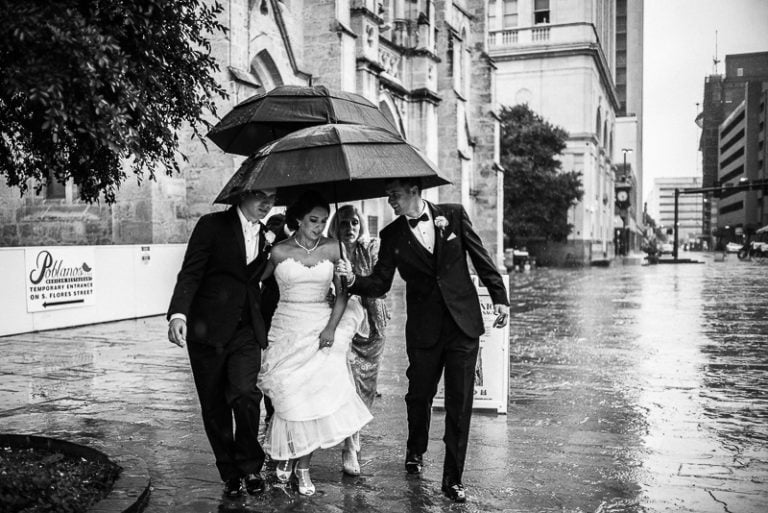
[434,216,449,235]
[264,230,276,247]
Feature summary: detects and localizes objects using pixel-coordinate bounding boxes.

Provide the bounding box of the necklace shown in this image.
[294,236,321,255]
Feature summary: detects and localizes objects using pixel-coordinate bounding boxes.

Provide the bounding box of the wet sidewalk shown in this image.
[2,264,768,512]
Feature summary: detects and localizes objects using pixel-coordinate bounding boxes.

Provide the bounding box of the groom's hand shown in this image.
[168,318,187,347]
[492,304,509,328]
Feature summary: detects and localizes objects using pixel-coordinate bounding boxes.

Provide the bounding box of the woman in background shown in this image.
[328,204,389,476]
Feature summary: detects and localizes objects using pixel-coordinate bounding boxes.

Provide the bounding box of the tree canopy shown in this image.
[500,104,583,245]
[0,0,228,203]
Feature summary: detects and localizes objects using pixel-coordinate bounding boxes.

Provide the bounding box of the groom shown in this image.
[337,178,509,503]
[167,189,276,497]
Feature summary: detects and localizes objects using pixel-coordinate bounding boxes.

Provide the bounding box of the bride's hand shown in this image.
[319,326,335,349]
[335,259,353,280]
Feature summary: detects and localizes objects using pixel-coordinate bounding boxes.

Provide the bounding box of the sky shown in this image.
[642,0,768,201]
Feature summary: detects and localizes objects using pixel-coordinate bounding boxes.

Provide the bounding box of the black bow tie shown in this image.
[408,213,429,228]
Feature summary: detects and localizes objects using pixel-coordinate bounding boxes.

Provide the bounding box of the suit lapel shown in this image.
[257,221,267,256]
[250,222,270,279]
[429,202,446,267]
[229,207,247,266]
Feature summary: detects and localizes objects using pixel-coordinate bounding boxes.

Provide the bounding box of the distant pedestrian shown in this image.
[167,189,276,498]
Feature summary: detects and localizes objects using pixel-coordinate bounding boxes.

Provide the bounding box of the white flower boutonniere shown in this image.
[264,230,276,246]
[434,216,449,235]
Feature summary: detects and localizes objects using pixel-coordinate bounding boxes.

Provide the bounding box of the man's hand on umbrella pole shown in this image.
[336,258,355,286]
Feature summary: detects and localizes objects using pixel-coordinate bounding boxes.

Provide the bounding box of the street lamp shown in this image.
[621,148,633,180]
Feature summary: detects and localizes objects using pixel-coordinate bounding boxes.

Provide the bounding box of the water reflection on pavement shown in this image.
[504,255,768,512]
[0,255,767,512]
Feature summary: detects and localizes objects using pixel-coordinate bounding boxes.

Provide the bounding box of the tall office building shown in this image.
[648,177,704,244]
[698,51,768,242]
[613,0,643,253]
[488,0,620,263]
[717,81,768,236]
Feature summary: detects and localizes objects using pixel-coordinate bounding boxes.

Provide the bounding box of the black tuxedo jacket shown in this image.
[350,202,508,348]
[167,207,270,348]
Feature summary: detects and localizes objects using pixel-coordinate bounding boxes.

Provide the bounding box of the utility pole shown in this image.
[621,148,632,256]
[673,188,680,261]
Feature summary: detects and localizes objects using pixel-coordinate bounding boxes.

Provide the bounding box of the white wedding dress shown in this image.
[258,258,372,460]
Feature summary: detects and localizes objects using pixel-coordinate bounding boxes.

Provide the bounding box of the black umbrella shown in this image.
[207,85,400,156]
[213,124,450,206]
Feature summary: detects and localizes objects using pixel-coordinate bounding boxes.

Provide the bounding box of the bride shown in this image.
[257,190,372,496]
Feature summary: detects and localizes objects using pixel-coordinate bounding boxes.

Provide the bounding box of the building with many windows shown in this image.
[648,177,705,245]
[717,80,768,236]
[0,0,505,334]
[613,0,643,254]
[698,51,768,243]
[487,0,621,263]
[0,0,505,261]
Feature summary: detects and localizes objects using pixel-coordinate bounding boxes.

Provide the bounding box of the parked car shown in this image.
[503,248,530,271]
[725,242,743,253]
[659,242,674,255]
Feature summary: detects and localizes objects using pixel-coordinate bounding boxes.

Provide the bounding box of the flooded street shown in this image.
[2,255,767,512]
[501,255,768,512]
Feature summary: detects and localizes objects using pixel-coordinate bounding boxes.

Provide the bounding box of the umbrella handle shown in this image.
[333,191,347,294]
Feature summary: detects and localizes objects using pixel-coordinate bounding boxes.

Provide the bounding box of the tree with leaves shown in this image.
[499,104,583,246]
[0,0,228,203]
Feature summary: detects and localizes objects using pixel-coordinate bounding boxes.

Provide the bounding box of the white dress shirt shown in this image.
[406,200,435,253]
[237,206,260,265]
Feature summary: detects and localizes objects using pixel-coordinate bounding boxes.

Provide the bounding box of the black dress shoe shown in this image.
[404,451,423,474]
[441,482,467,503]
[244,473,266,495]
[223,477,243,498]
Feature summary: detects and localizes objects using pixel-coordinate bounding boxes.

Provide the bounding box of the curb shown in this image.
[0,433,151,513]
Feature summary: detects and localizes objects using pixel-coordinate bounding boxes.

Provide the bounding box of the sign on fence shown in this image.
[24,247,96,312]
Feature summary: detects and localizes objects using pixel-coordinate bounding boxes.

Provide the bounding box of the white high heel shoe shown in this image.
[294,466,315,496]
[275,459,292,483]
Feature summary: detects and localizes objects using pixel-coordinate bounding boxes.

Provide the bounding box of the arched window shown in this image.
[379,94,405,136]
[251,50,284,91]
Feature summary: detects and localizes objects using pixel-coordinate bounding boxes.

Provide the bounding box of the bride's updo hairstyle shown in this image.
[285,190,330,232]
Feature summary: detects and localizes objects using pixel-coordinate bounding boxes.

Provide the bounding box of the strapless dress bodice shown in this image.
[274,258,333,303]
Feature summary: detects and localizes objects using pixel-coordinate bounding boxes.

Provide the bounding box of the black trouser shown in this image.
[405,313,478,485]
[187,326,265,481]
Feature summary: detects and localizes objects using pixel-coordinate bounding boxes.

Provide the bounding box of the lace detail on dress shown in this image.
[274,258,333,303]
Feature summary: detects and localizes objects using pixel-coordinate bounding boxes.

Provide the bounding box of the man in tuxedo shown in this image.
[167,189,276,498]
[337,178,509,503]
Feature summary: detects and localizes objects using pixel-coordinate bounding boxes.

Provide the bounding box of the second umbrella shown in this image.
[213,124,450,205]
[207,85,399,156]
